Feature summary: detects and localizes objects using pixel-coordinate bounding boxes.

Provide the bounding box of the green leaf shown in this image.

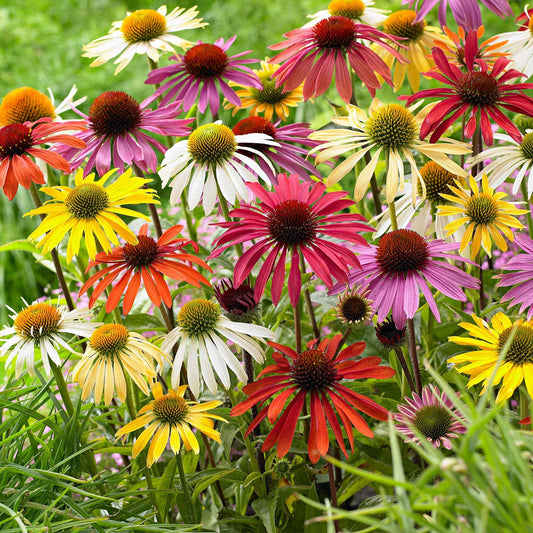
[337,473,370,505]
[251,493,278,533]
[156,459,176,520]
[192,468,237,500]
[0,239,40,254]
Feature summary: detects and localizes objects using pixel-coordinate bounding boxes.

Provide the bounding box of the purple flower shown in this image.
[394,385,467,449]
[330,229,479,328]
[58,91,192,177]
[145,36,262,116]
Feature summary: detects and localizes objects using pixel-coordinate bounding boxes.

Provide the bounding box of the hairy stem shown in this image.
[406,319,422,395]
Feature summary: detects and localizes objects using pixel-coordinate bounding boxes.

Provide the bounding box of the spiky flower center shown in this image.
[366,104,417,149]
[65,183,110,219]
[214,280,257,317]
[267,200,318,247]
[184,43,229,78]
[152,393,189,424]
[178,299,221,337]
[313,16,356,49]
[90,324,129,357]
[419,162,457,203]
[188,123,236,165]
[0,87,55,125]
[413,404,453,441]
[121,9,167,43]
[383,10,424,40]
[520,132,533,160]
[375,317,406,347]
[376,229,429,274]
[465,193,498,225]
[123,235,159,268]
[290,349,338,390]
[89,91,142,137]
[233,116,277,139]
[14,303,61,339]
[498,325,533,364]
[328,0,366,18]
[250,71,287,104]
[456,72,500,107]
[0,123,33,157]
[337,289,372,324]
[529,15,533,34]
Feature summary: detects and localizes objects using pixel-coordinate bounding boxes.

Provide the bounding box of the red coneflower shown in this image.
[79,223,211,314]
[231,335,395,463]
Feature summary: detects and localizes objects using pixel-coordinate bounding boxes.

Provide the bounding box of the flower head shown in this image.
[162,298,275,396]
[79,224,211,315]
[58,91,192,177]
[336,285,374,325]
[83,6,207,74]
[394,385,466,449]
[214,279,259,323]
[309,99,469,203]
[73,323,166,405]
[331,229,479,328]
[0,118,85,200]
[497,8,533,79]
[26,168,158,263]
[375,316,406,348]
[231,335,395,463]
[269,16,405,103]
[146,36,261,116]
[116,382,225,466]
[210,173,373,307]
[159,121,277,213]
[438,174,526,258]
[305,0,389,28]
[0,302,97,377]
[449,312,533,403]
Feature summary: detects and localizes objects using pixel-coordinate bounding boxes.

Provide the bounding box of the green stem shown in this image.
[131,163,163,239]
[520,387,532,430]
[393,347,416,395]
[388,199,399,232]
[406,319,422,395]
[327,462,340,533]
[478,251,486,310]
[176,452,198,523]
[180,191,198,243]
[520,180,533,239]
[144,462,164,523]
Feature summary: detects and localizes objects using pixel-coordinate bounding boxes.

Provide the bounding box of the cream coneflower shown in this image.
[304,0,389,28]
[0,302,97,377]
[72,323,167,406]
[115,382,225,466]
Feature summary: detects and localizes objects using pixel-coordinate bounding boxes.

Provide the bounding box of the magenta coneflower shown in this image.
[269,16,405,103]
[394,385,466,449]
[496,233,533,320]
[58,91,192,177]
[403,46,533,145]
[210,173,373,307]
[331,229,479,328]
[146,36,261,116]
[232,116,323,182]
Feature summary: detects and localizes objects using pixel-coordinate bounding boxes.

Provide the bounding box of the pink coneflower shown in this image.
[496,233,533,320]
[269,16,405,103]
[402,0,512,32]
[58,91,192,177]
[0,118,85,200]
[394,385,466,449]
[330,229,479,328]
[146,36,261,116]
[210,173,373,307]
[232,116,323,182]
[403,46,533,146]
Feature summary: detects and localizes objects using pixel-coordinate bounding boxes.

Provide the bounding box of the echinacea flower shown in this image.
[331,229,479,328]
[402,0,513,32]
[210,173,373,307]
[146,36,261,116]
[0,118,85,200]
[336,285,374,325]
[304,0,389,28]
[224,59,304,122]
[214,279,260,323]
[231,335,394,463]
[161,298,275,396]
[438,174,526,258]
[496,233,533,320]
[26,168,158,263]
[403,47,533,145]
[158,121,277,213]
[449,312,533,403]
[115,382,225,467]
[394,385,466,449]
[83,6,207,75]
[375,316,406,348]
[79,224,211,315]
[372,10,451,92]
[0,302,97,377]
[269,16,404,103]
[232,116,322,182]
[0,85,86,125]
[72,323,167,405]
[309,99,469,203]
[57,91,192,177]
